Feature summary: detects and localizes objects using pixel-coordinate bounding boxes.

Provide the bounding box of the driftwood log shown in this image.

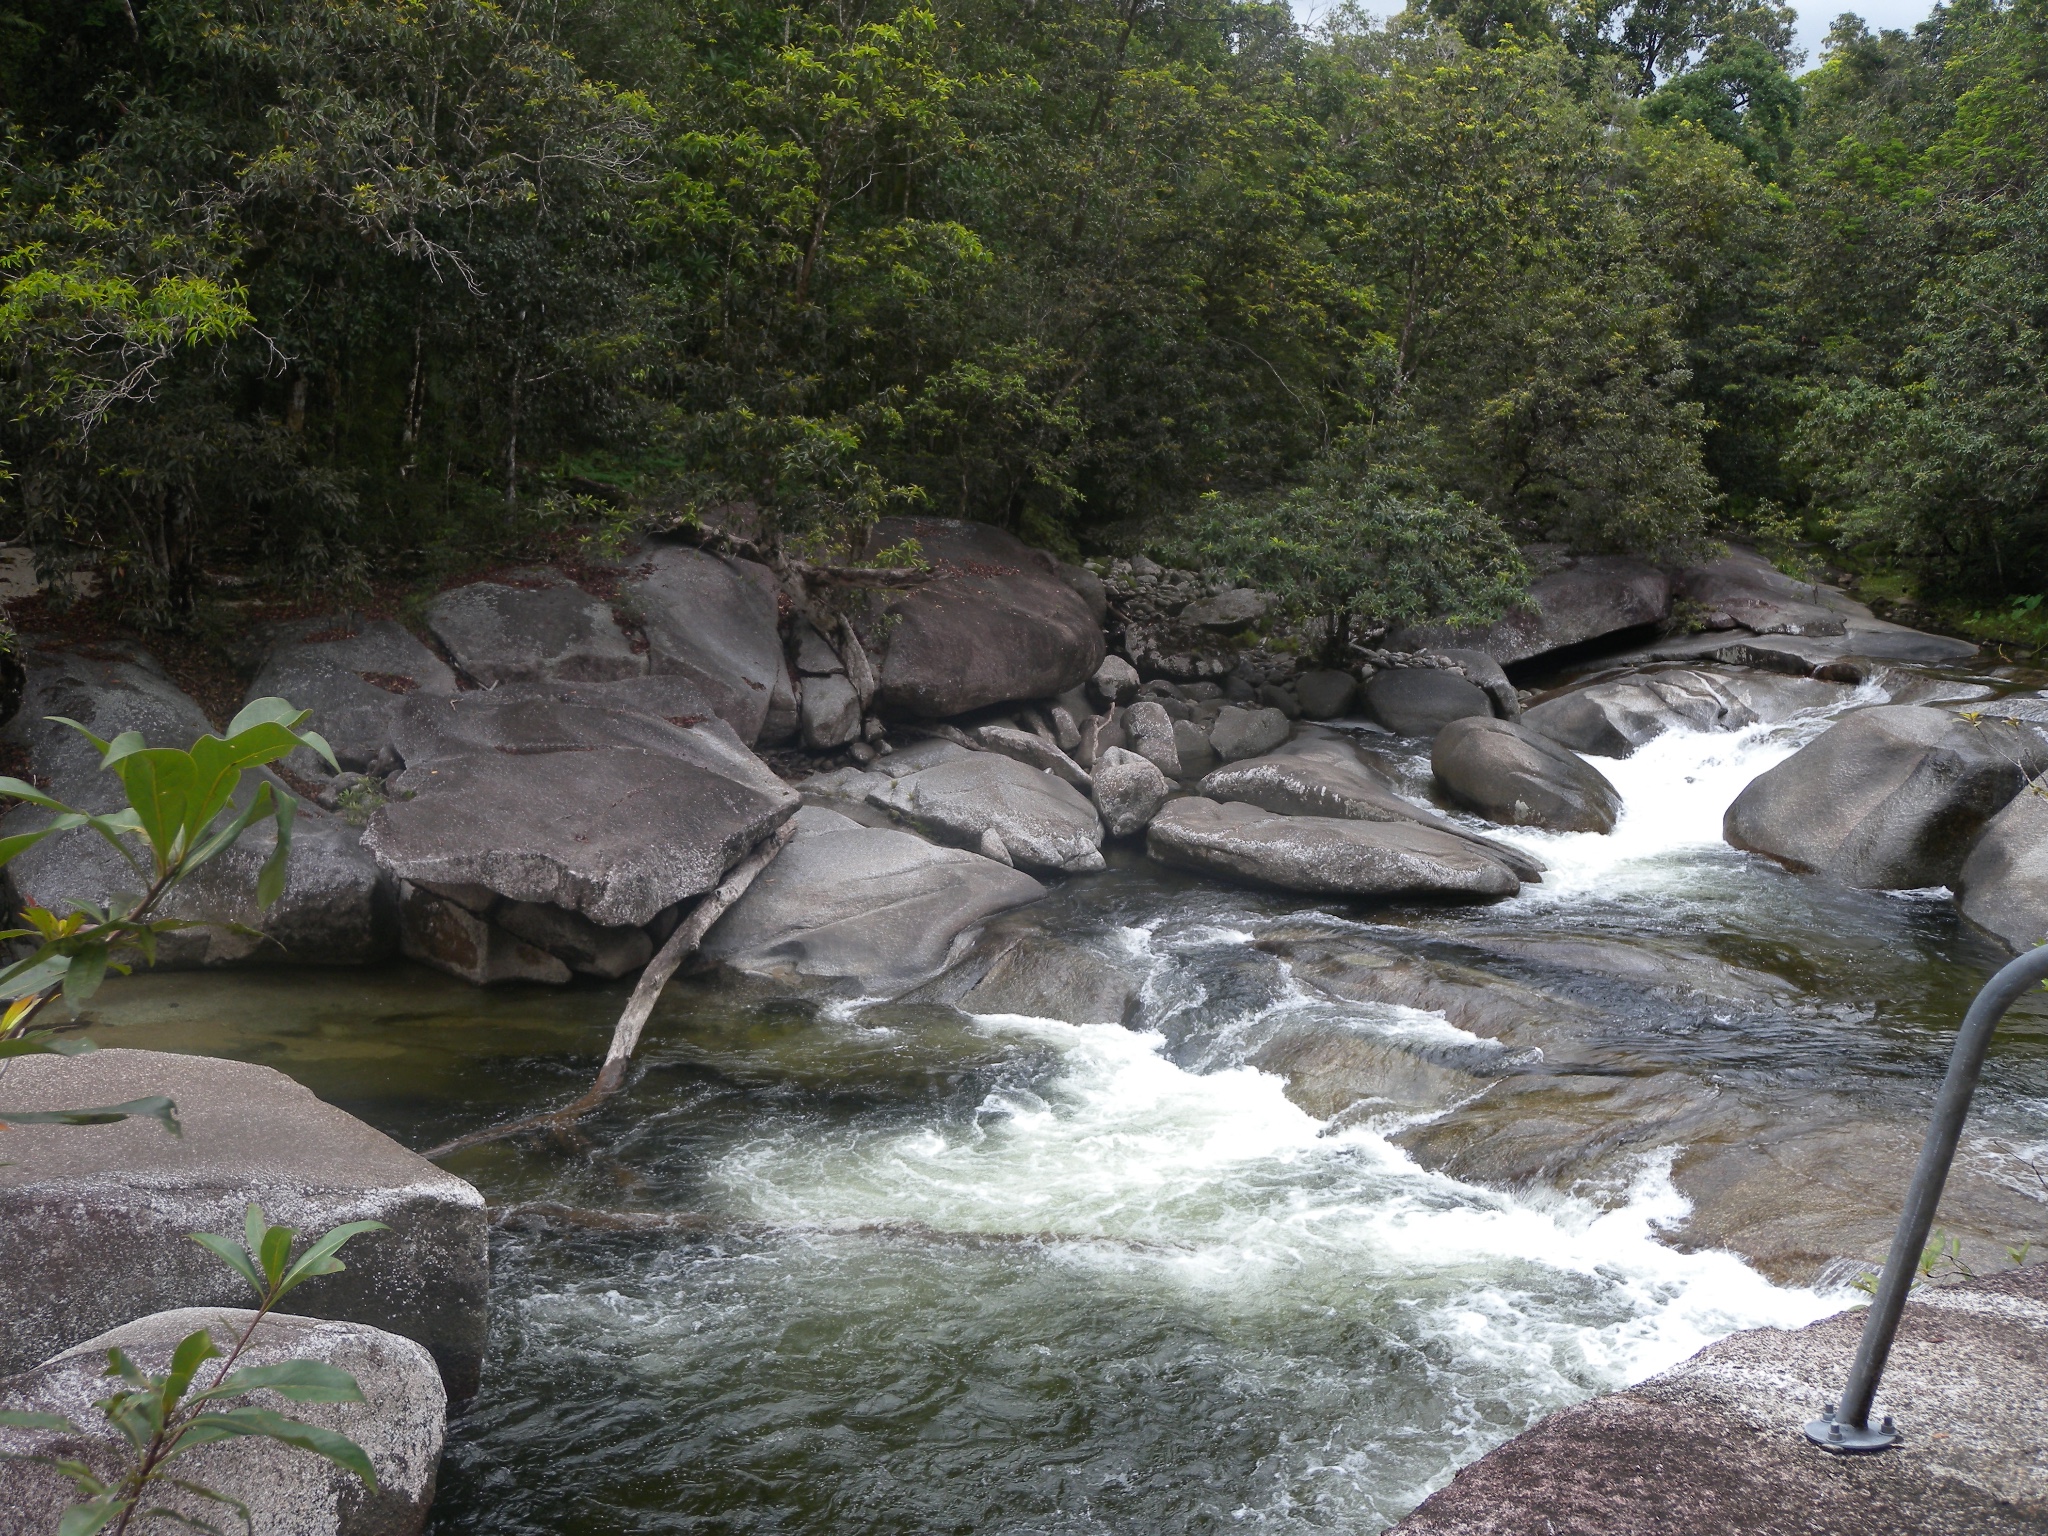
[421,818,799,1160]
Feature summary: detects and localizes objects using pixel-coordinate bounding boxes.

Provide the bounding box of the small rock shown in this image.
[1256,682,1300,719]
[1172,717,1218,778]
[1179,588,1267,630]
[1433,716,1623,833]
[976,723,1093,791]
[1208,705,1290,762]
[399,882,573,985]
[800,672,863,750]
[1092,745,1172,835]
[1435,648,1520,720]
[1090,655,1141,706]
[1123,700,1182,778]
[794,621,843,676]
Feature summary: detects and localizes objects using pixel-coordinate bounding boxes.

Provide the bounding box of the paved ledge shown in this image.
[1392,1263,2048,1536]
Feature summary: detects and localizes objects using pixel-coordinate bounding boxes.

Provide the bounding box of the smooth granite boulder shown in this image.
[369,680,798,929]
[1199,737,1546,882]
[1432,716,1623,833]
[1294,670,1359,720]
[701,805,1045,991]
[1437,648,1520,720]
[1121,700,1182,778]
[0,1050,487,1399]
[1091,745,1172,836]
[1676,547,1862,636]
[975,724,1092,791]
[868,752,1105,873]
[0,647,391,967]
[800,672,862,750]
[1360,669,1493,737]
[1957,777,2048,952]
[0,1308,445,1536]
[1208,704,1290,762]
[1724,705,2048,889]
[1146,797,1523,899]
[626,545,798,745]
[248,619,458,777]
[1090,655,1141,707]
[863,518,1105,717]
[1394,555,1672,665]
[1526,669,1760,757]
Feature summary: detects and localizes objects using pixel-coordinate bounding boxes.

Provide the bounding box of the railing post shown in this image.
[1804,940,2048,1453]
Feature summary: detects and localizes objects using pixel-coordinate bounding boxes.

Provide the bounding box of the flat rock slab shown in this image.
[700,805,1045,992]
[1725,704,2048,890]
[1147,797,1523,899]
[0,1050,487,1399]
[369,681,797,928]
[0,1307,444,1536]
[1199,738,1546,882]
[868,752,1105,873]
[425,576,643,685]
[248,618,458,775]
[862,518,1105,717]
[1391,1264,2048,1536]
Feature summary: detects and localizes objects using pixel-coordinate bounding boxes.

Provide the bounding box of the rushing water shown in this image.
[82,666,2048,1534]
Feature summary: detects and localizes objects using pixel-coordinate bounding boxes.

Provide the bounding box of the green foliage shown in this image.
[0,1206,386,1536]
[1165,448,1529,656]
[0,697,334,1124]
[1645,38,1803,178]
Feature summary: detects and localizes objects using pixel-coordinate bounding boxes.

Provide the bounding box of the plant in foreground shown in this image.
[0,1205,386,1535]
[0,697,335,1131]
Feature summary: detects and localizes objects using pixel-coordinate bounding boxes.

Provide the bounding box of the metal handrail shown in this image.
[1805,939,2048,1453]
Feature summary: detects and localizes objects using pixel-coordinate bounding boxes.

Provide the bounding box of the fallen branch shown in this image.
[421,818,799,1160]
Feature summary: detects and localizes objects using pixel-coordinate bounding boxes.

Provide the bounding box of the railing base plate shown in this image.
[1804,1415,1899,1453]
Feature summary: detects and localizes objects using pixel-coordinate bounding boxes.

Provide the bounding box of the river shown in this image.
[82,662,2048,1534]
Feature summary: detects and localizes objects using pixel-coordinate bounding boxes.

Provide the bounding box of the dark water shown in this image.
[79,680,2048,1535]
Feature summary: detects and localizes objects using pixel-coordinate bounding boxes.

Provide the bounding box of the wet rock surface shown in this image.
[1957,776,2048,951]
[700,804,1046,991]
[866,751,1105,873]
[1725,704,2048,889]
[1525,668,1764,757]
[1146,797,1524,899]
[0,1050,487,1398]
[0,1307,446,1536]
[1391,1264,2048,1536]
[1433,715,1623,833]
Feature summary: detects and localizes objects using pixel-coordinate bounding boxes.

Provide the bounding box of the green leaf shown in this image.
[54,1497,126,1536]
[61,943,108,1007]
[0,776,82,815]
[258,1222,293,1290]
[0,950,73,1001]
[225,697,314,738]
[0,811,89,867]
[45,718,111,757]
[274,1220,388,1300]
[189,1232,264,1298]
[109,747,200,868]
[0,1096,180,1133]
[183,783,272,876]
[205,1360,363,1404]
[178,1408,377,1489]
[256,787,294,910]
[163,1329,221,1404]
[0,1410,80,1431]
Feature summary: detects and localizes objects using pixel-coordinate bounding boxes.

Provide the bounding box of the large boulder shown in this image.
[625,545,798,745]
[1208,704,1290,762]
[0,1049,487,1399]
[1294,669,1359,720]
[1957,778,2048,952]
[0,1308,445,1536]
[1121,699,1181,778]
[1146,797,1523,899]
[0,647,391,967]
[1432,716,1623,833]
[424,576,642,686]
[1724,705,2048,889]
[248,619,458,777]
[914,920,1141,1025]
[868,752,1104,873]
[368,679,798,929]
[1199,737,1546,882]
[1526,667,1852,758]
[861,518,1105,717]
[1359,668,1493,737]
[1437,648,1519,720]
[1676,546,1862,636]
[1394,555,1671,665]
[700,805,1045,992]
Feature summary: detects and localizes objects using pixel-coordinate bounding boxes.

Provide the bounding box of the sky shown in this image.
[1286,0,1938,69]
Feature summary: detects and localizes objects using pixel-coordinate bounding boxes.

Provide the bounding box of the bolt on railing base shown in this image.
[1803,1406,1898,1454]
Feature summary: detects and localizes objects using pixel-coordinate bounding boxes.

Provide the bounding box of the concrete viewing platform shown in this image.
[1393,1263,2047,1536]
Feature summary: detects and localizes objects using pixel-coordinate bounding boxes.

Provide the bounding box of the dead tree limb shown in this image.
[421,818,799,1160]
